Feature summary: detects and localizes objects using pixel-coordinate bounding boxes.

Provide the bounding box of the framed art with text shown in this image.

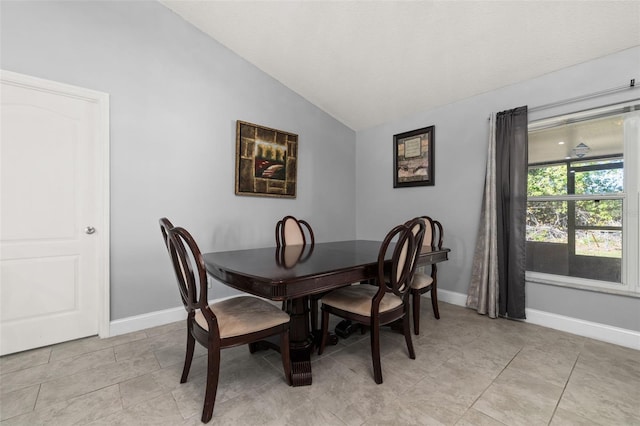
[235,120,298,198]
[393,125,434,188]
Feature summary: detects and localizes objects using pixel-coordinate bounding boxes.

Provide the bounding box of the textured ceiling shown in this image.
[161,1,640,131]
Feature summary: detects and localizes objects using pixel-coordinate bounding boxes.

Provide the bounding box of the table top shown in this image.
[203,240,449,300]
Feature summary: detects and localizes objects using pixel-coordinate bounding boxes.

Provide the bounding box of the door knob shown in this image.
[85,226,96,235]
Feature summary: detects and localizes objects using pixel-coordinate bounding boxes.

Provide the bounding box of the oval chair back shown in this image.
[160,217,194,310]
[411,215,444,334]
[166,226,218,332]
[377,218,425,304]
[276,215,315,247]
[419,215,443,250]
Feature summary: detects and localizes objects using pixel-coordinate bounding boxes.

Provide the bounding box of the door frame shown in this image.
[1,70,111,338]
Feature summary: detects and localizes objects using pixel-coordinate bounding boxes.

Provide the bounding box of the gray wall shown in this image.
[355,46,640,331]
[2,0,638,332]
[0,1,356,320]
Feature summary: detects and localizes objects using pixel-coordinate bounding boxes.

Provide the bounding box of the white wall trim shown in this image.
[525,308,640,350]
[97,88,110,339]
[426,289,640,350]
[432,288,469,307]
[110,306,187,337]
[109,296,238,336]
[112,288,640,350]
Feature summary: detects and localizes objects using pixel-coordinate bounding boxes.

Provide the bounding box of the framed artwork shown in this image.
[235,120,298,198]
[393,125,435,188]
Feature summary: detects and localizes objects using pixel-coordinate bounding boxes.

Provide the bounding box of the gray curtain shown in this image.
[467,113,499,318]
[467,106,528,319]
[496,106,528,319]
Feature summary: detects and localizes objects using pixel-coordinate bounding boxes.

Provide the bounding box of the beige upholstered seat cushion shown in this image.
[321,285,402,317]
[411,272,433,290]
[194,296,289,338]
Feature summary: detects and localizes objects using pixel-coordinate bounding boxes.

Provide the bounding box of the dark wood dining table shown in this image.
[203,240,450,386]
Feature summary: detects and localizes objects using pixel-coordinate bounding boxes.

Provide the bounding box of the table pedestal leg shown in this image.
[288,296,313,386]
[249,296,339,386]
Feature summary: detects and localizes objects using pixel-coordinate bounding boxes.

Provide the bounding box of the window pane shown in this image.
[575,199,622,227]
[575,230,622,258]
[527,201,568,243]
[573,164,623,195]
[529,115,624,164]
[527,201,568,276]
[526,200,622,283]
[528,165,567,196]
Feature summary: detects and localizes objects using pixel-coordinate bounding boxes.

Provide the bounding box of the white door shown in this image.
[0,71,109,355]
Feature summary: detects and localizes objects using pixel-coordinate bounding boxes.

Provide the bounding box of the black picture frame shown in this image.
[393,126,435,188]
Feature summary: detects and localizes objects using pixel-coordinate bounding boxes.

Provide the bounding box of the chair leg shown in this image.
[317,308,330,355]
[403,312,416,360]
[431,282,440,320]
[412,290,421,335]
[370,319,382,384]
[201,345,221,423]
[181,329,195,383]
[280,329,292,386]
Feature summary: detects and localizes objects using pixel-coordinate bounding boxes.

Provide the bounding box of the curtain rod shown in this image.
[528,78,636,113]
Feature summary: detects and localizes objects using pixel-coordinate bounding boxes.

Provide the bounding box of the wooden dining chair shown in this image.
[410,216,444,334]
[317,218,425,384]
[159,218,291,423]
[275,215,315,267]
[275,215,315,247]
[275,215,319,325]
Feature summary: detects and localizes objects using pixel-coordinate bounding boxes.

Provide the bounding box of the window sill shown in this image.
[526,271,640,299]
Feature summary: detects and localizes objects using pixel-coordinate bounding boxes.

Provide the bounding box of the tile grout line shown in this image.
[0,348,52,377]
[456,345,524,425]
[1,348,118,398]
[32,383,41,415]
[34,345,162,417]
[547,353,580,426]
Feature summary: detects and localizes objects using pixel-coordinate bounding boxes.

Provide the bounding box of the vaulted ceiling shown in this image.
[161,1,640,131]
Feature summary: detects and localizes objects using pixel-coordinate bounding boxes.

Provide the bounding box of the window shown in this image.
[526,102,640,294]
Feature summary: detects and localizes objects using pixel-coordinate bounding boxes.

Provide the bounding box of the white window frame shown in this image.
[526,100,640,296]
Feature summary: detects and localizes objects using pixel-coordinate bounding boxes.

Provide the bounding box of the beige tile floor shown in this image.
[1,302,639,425]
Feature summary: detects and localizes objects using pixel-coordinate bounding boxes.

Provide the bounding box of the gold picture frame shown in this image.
[235,120,298,198]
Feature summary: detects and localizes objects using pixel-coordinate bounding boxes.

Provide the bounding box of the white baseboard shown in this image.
[524,309,640,350]
[108,295,244,337]
[431,288,469,306]
[109,306,187,336]
[111,290,639,350]
[426,289,640,350]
